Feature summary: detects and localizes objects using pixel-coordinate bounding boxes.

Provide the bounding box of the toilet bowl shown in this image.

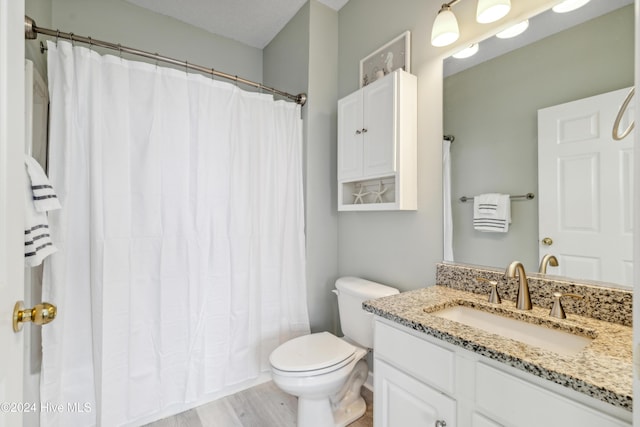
[270,332,369,427]
[269,277,399,427]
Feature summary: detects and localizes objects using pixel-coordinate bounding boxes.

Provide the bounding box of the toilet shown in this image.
[269,277,399,427]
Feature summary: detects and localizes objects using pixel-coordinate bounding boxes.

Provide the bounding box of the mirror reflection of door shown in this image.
[538,87,634,286]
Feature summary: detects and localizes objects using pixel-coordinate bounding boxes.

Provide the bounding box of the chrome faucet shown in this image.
[505,261,532,310]
[538,254,559,274]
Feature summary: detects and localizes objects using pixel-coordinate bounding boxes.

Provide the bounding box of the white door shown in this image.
[362,73,395,178]
[374,360,456,427]
[538,87,634,286]
[0,1,27,427]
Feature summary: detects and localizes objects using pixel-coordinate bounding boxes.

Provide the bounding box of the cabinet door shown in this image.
[375,359,456,427]
[337,89,363,180]
[362,74,396,177]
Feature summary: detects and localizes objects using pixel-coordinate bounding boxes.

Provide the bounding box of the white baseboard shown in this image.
[364,370,374,392]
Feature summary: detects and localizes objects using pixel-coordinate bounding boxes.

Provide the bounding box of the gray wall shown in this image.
[264,1,340,333]
[50,0,262,82]
[444,5,634,272]
[25,0,52,78]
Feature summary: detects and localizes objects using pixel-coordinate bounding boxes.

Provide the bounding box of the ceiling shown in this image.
[125,0,350,49]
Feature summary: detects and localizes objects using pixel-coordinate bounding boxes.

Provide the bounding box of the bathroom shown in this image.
[0,0,638,426]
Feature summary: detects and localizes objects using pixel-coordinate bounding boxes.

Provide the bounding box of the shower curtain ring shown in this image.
[88,36,93,51]
[118,44,123,59]
[55,30,60,45]
[185,60,189,75]
[154,53,159,69]
[69,32,74,46]
[211,68,215,81]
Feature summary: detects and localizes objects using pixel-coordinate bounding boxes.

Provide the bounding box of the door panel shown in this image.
[337,90,363,180]
[363,76,395,177]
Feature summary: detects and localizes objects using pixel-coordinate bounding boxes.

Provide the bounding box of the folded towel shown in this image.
[24,155,60,267]
[473,193,511,233]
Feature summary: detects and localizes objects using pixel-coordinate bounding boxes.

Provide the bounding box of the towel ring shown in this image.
[613,87,635,141]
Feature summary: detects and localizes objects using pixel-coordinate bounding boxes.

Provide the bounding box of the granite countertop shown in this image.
[363,285,632,411]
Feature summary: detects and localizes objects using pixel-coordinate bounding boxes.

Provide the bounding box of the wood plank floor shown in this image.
[144,381,373,427]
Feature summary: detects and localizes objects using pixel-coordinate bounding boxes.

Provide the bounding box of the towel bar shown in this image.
[459,192,535,203]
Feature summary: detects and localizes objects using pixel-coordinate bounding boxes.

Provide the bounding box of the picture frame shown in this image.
[359,31,411,88]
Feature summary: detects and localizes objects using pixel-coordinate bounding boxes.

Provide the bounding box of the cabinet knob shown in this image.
[435,421,447,427]
[361,128,368,133]
[355,129,362,135]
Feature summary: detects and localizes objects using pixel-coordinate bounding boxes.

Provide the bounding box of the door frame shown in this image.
[0,0,26,426]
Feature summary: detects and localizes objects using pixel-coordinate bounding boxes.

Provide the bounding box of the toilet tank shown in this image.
[335,277,399,349]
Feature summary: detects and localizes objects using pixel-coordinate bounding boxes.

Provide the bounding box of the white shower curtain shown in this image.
[42,40,310,427]
[443,139,454,262]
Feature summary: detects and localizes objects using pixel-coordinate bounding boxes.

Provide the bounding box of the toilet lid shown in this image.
[269,332,356,372]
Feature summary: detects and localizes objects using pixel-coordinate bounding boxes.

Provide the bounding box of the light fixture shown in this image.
[431,4,460,47]
[452,44,479,59]
[431,0,513,48]
[495,19,529,39]
[476,0,511,24]
[552,0,590,13]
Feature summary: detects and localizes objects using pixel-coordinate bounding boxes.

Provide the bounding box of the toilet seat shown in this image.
[270,332,357,376]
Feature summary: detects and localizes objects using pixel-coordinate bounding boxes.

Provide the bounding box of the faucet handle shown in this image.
[549,292,583,319]
[476,277,501,304]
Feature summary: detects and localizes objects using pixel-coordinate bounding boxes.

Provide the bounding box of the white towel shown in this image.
[25,155,61,212]
[24,155,60,267]
[473,193,511,232]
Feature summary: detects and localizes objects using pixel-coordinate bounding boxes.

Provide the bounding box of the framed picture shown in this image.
[359,31,411,88]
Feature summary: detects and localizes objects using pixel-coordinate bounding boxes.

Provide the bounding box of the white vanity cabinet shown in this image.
[373,319,632,427]
[337,69,416,211]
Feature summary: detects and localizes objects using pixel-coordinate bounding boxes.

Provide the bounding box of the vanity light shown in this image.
[476,0,511,24]
[495,20,529,39]
[552,0,591,13]
[431,4,460,47]
[452,43,479,58]
[431,0,511,47]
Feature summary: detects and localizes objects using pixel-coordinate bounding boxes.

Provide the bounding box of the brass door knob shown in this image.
[541,237,553,246]
[13,301,57,332]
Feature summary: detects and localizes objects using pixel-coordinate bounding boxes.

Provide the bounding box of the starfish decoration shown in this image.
[352,184,370,204]
[371,181,388,203]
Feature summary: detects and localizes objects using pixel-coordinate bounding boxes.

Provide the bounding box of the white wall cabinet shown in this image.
[337,69,417,211]
[374,319,631,427]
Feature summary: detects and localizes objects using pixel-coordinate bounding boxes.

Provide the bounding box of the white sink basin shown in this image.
[431,305,593,356]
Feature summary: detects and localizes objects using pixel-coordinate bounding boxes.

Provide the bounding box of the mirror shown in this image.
[443,0,634,287]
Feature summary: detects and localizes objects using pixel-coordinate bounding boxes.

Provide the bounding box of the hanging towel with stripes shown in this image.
[24,155,61,267]
[473,193,511,233]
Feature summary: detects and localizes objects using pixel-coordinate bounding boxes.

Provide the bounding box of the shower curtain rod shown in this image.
[24,15,308,106]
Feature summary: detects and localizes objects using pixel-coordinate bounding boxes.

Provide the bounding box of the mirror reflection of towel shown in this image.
[24,155,61,267]
[473,193,511,233]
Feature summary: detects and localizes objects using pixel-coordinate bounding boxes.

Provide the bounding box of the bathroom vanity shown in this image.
[364,265,632,427]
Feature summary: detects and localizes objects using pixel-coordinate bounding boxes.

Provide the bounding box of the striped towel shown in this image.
[24,155,60,267]
[473,193,511,232]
